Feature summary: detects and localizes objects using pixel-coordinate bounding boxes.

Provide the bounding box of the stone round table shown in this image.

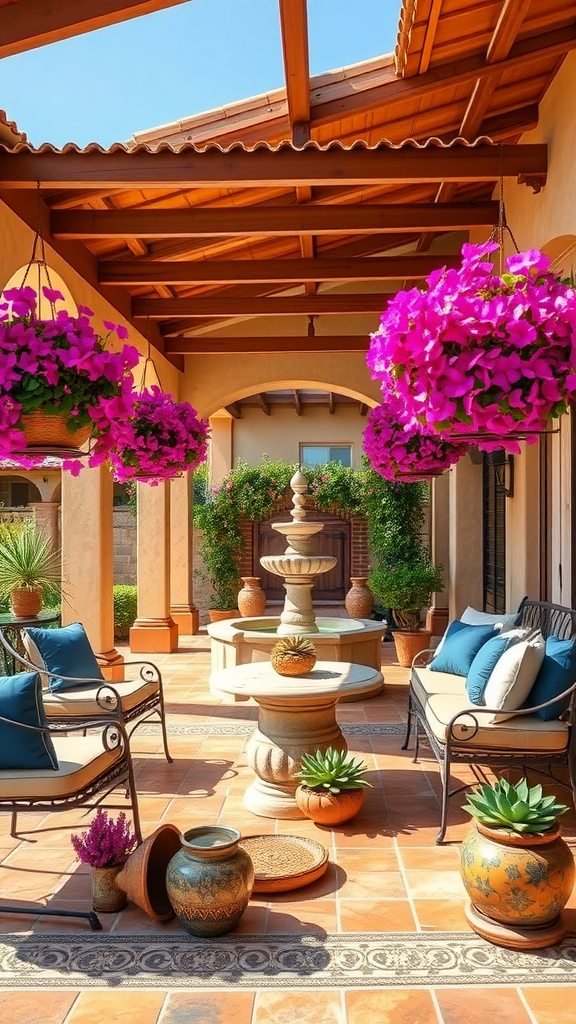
[210,661,384,819]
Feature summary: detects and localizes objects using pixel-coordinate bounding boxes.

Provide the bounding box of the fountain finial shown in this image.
[289,469,308,523]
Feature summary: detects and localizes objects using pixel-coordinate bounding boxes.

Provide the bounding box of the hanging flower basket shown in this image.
[90,385,209,485]
[367,242,576,451]
[0,285,139,469]
[363,392,469,481]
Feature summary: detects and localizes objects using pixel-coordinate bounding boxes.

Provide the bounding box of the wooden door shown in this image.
[255,510,350,602]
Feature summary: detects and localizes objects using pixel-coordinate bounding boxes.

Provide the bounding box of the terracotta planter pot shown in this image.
[19,410,92,451]
[392,629,432,668]
[295,785,365,825]
[460,821,575,949]
[115,822,182,921]
[238,577,266,617]
[345,577,374,619]
[91,865,127,913]
[208,609,240,623]
[10,587,43,618]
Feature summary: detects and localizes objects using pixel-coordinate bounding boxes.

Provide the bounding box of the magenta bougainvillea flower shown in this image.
[89,385,210,483]
[0,285,139,461]
[367,242,576,449]
[363,392,469,480]
[71,809,137,867]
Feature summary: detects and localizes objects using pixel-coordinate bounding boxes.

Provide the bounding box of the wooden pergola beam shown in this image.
[134,294,388,318]
[164,336,369,354]
[278,0,310,140]
[53,202,499,239]
[293,389,303,416]
[99,253,461,285]
[0,0,192,59]
[0,144,548,189]
[257,394,271,416]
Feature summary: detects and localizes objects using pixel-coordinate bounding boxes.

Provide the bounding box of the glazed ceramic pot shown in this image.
[166,826,254,937]
[392,629,432,668]
[91,865,127,913]
[237,577,266,617]
[295,785,365,825]
[460,822,575,932]
[345,577,374,619]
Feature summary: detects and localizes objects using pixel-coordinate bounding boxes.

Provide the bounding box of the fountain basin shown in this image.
[207,616,386,701]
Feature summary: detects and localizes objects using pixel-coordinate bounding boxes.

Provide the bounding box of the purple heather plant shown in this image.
[367,242,576,451]
[89,385,210,483]
[363,391,469,480]
[71,809,137,867]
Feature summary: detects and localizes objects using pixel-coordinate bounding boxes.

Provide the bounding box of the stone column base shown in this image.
[129,617,179,654]
[96,648,126,683]
[170,605,200,636]
[425,606,449,637]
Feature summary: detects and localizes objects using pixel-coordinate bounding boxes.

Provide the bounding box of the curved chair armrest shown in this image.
[411,648,436,669]
[0,711,130,747]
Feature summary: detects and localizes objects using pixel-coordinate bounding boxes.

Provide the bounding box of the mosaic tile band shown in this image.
[2,932,576,989]
[139,722,406,736]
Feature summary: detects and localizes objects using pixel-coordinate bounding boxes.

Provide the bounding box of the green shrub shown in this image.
[113,585,137,641]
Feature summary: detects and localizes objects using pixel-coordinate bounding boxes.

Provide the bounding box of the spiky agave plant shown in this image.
[295,747,372,794]
[463,778,570,835]
[0,520,61,599]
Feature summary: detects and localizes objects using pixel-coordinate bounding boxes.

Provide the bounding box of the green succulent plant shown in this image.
[295,747,372,794]
[462,778,570,835]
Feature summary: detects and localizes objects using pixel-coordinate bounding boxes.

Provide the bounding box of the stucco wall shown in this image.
[232,403,369,470]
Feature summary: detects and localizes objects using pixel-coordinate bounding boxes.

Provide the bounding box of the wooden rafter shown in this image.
[225,403,243,419]
[418,0,443,75]
[328,392,336,415]
[257,394,271,416]
[359,403,368,417]
[133,294,389,318]
[98,254,461,285]
[52,202,500,239]
[278,0,310,143]
[293,390,303,415]
[0,0,192,58]
[0,144,548,189]
[165,336,369,354]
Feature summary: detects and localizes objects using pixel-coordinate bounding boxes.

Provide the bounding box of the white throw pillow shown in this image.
[460,606,519,632]
[22,630,49,690]
[483,630,546,722]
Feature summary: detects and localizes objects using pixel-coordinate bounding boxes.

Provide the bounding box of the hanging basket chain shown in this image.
[19,184,59,321]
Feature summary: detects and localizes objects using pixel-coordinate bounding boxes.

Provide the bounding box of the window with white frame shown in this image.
[300,444,352,468]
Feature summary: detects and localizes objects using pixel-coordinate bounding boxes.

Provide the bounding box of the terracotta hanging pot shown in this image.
[345,577,374,619]
[237,577,267,617]
[17,410,92,453]
[10,587,43,618]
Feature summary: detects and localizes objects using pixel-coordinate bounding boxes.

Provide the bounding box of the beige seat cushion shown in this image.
[0,733,124,800]
[424,692,569,752]
[411,666,468,706]
[42,677,158,718]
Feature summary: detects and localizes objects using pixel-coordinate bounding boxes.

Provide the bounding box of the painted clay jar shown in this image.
[345,577,374,619]
[295,785,365,825]
[91,865,127,913]
[460,822,575,927]
[237,577,267,617]
[166,826,254,937]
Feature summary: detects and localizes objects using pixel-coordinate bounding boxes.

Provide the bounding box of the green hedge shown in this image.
[113,585,137,641]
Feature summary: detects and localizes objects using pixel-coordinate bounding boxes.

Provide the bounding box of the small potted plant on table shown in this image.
[0,520,61,617]
[460,777,575,950]
[295,746,371,825]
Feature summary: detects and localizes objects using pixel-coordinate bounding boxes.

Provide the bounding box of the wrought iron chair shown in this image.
[0,624,172,763]
[0,713,142,930]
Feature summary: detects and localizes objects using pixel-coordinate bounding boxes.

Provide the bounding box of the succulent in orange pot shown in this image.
[294,747,371,825]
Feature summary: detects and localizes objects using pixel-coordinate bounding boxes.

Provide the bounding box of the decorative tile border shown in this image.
[139,723,406,737]
[2,932,576,989]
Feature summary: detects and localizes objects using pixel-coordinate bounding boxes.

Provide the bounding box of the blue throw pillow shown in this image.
[0,672,58,770]
[465,633,518,705]
[25,622,104,694]
[429,620,496,676]
[527,636,576,720]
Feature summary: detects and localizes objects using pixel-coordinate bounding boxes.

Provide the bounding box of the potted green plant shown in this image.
[294,746,371,825]
[460,777,575,949]
[369,558,444,666]
[0,520,61,617]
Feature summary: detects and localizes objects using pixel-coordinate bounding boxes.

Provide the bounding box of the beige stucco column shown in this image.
[448,455,484,618]
[506,443,541,609]
[425,473,450,636]
[61,465,124,679]
[29,501,60,555]
[209,413,233,487]
[130,480,178,653]
[169,472,199,635]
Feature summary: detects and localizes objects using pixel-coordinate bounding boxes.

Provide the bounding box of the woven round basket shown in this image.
[18,411,93,450]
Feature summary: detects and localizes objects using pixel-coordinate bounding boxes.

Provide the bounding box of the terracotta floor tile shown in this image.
[435,988,532,1024]
[412,897,471,930]
[337,869,407,900]
[0,990,78,1023]
[162,991,255,1024]
[253,989,344,1024]
[339,898,416,931]
[66,989,165,1024]
[346,988,439,1024]
[404,869,466,899]
[266,898,337,933]
[398,845,460,869]
[521,987,576,1024]
[336,847,400,872]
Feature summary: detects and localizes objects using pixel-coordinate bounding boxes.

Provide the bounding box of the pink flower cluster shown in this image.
[71,809,137,867]
[367,242,576,450]
[90,385,209,483]
[363,392,469,480]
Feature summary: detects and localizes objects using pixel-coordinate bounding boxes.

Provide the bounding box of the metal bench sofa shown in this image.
[402,599,576,843]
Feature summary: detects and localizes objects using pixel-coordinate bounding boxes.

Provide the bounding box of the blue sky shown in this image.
[0,0,399,148]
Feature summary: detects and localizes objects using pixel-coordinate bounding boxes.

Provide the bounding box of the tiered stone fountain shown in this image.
[207,470,384,696]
